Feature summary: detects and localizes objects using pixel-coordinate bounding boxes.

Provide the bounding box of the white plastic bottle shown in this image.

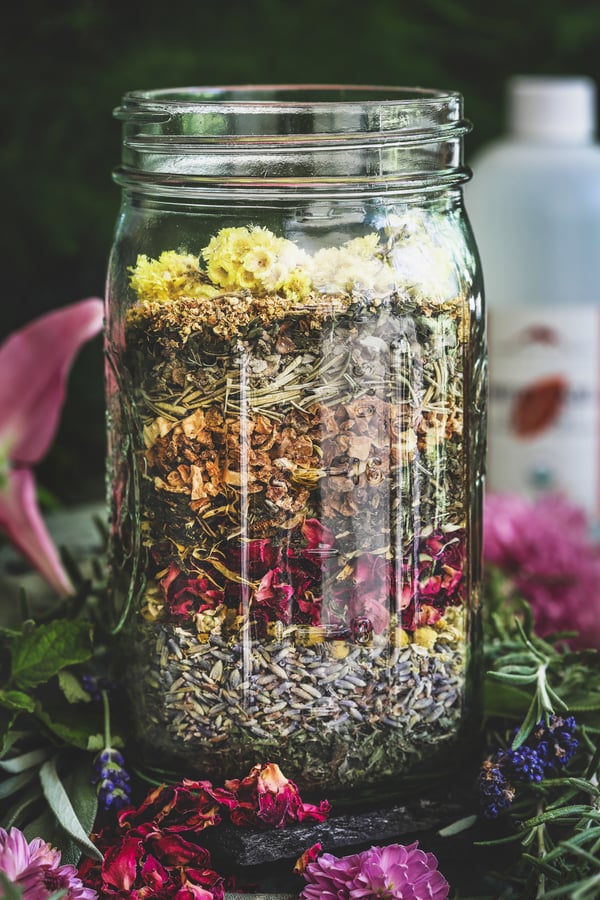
[466,76,600,521]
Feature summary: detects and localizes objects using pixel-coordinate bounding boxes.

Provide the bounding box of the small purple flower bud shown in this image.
[91,747,131,811]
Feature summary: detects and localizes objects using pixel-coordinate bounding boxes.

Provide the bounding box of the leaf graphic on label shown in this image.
[510,375,568,438]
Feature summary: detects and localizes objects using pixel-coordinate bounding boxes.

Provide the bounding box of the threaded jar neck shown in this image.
[114,84,471,198]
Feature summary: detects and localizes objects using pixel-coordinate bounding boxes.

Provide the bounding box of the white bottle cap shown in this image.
[508,75,597,143]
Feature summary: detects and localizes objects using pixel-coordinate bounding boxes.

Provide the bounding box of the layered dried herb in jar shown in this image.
[106,87,484,797]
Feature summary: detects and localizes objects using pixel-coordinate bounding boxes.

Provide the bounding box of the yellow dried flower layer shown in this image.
[202,226,313,300]
[129,251,219,303]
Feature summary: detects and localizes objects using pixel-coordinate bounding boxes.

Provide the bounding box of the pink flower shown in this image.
[300,842,449,900]
[0,826,97,899]
[484,492,600,650]
[0,299,103,595]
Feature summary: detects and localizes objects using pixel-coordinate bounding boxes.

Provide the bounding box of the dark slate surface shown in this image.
[203,780,474,867]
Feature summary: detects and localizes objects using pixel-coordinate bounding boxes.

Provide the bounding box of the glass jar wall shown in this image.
[105,86,485,798]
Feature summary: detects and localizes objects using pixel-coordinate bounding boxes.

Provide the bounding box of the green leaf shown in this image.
[23,806,60,847]
[483,679,531,719]
[0,873,24,900]
[0,729,29,759]
[0,768,37,800]
[39,758,102,861]
[566,694,600,712]
[34,702,105,750]
[437,813,478,836]
[86,733,105,752]
[0,690,35,713]
[511,694,541,750]
[488,670,537,685]
[58,670,92,704]
[0,712,17,754]
[0,747,50,773]
[10,620,93,690]
[520,804,600,829]
[57,758,100,867]
[4,782,44,829]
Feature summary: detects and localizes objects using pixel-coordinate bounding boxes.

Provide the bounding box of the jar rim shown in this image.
[115,83,468,137]
[120,83,461,110]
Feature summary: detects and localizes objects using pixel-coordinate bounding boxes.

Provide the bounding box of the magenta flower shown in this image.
[0,826,97,899]
[484,491,600,650]
[0,299,103,596]
[300,842,449,900]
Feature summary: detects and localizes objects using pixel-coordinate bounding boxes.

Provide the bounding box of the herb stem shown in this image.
[102,689,112,749]
[535,802,547,899]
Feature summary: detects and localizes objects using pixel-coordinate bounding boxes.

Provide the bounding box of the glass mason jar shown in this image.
[105,86,485,800]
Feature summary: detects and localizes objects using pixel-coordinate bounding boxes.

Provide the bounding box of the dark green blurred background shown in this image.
[3,0,600,504]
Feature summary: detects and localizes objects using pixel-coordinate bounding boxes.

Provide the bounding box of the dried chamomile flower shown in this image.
[385,210,460,302]
[310,234,397,296]
[202,226,312,298]
[434,606,466,645]
[413,625,438,651]
[129,251,218,303]
[140,582,166,621]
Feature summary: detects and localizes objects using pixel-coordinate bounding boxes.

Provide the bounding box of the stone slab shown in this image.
[204,784,472,867]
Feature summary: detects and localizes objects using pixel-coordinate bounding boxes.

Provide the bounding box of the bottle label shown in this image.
[488,306,600,516]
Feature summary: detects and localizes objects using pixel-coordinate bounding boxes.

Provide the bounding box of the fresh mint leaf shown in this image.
[58,670,92,704]
[9,620,93,690]
[0,712,17,753]
[0,691,35,713]
[34,702,104,750]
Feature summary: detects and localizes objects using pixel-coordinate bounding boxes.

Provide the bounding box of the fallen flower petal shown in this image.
[119,780,223,834]
[294,843,323,875]
[224,762,330,829]
[80,826,224,899]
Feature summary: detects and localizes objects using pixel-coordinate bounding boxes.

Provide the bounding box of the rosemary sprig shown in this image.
[472,568,600,899]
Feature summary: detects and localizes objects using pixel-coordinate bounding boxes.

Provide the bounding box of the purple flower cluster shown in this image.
[484,492,600,650]
[300,842,449,899]
[81,675,117,702]
[479,715,578,819]
[91,748,131,811]
[478,760,515,820]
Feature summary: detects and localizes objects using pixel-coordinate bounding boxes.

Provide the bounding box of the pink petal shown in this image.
[0,298,103,464]
[0,468,73,595]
